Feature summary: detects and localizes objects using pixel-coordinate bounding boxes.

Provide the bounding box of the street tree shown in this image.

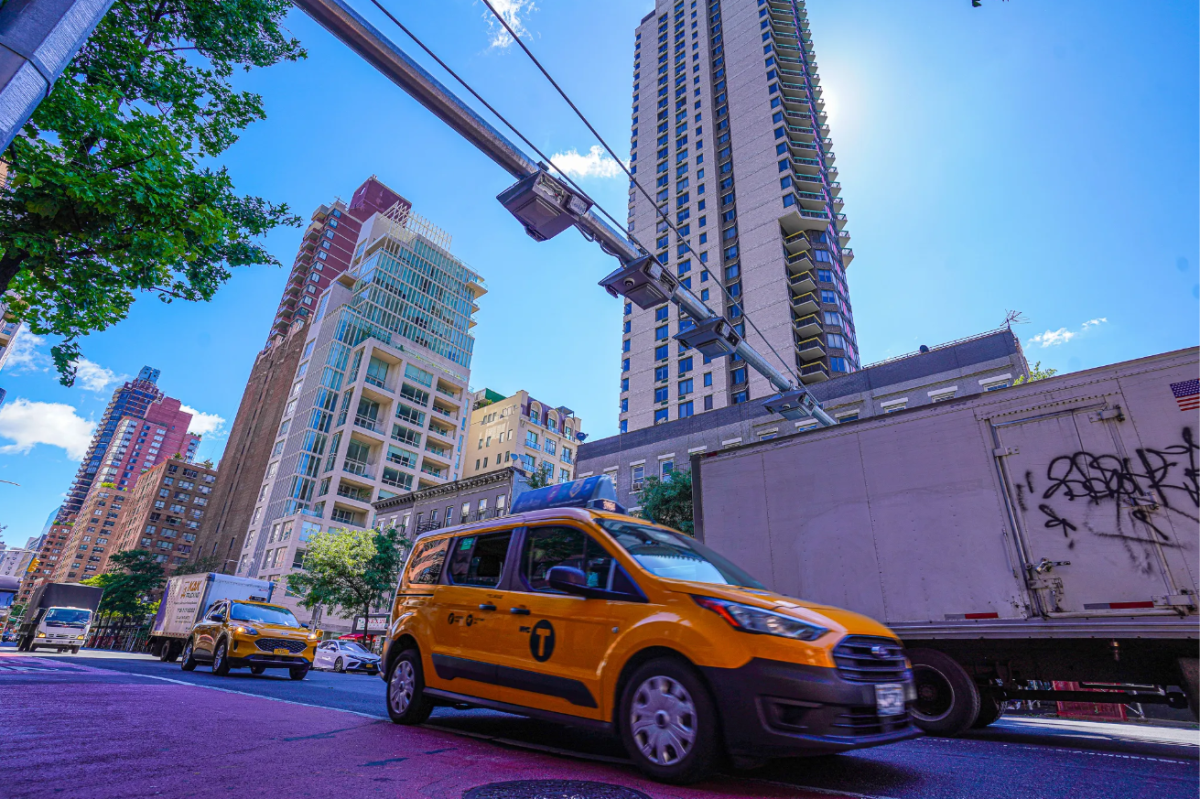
[82,550,166,621]
[525,463,554,489]
[637,469,695,536]
[0,0,305,385]
[1015,361,1058,384]
[286,527,410,624]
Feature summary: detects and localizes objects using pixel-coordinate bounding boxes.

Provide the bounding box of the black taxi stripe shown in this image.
[431,654,597,708]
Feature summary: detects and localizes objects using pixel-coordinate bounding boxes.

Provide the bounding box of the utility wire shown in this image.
[479,0,802,385]
[365,0,635,248]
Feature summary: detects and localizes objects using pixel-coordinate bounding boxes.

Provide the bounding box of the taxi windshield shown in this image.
[229,603,299,627]
[599,519,766,589]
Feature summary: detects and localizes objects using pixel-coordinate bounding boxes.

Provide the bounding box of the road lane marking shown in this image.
[923,735,1195,765]
[133,673,389,722]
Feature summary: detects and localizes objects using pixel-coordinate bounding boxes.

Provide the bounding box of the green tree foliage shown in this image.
[637,469,695,536]
[525,463,554,489]
[286,527,410,624]
[1015,361,1058,385]
[0,0,305,384]
[82,550,166,620]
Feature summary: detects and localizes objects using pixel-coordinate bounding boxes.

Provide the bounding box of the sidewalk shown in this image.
[0,655,851,799]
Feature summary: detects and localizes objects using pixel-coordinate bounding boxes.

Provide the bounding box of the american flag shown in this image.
[1171,379,1200,412]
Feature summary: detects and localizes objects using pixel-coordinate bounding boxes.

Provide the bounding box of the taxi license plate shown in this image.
[875,683,905,716]
[273,648,290,656]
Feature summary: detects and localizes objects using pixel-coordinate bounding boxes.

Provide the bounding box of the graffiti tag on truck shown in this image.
[1026,428,1198,572]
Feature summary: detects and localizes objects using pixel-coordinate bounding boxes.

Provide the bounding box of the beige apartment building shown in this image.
[621,0,855,433]
[461,389,584,484]
[233,203,485,630]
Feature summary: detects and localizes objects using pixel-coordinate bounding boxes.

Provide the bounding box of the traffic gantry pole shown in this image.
[291,0,835,427]
[0,0,117,152]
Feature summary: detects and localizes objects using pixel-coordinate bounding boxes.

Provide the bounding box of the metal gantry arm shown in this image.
[291,0,834,427]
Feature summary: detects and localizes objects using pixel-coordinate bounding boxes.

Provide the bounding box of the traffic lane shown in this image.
[9,649,1199,799]
[0,656,842,799]
[965,715,1200,758]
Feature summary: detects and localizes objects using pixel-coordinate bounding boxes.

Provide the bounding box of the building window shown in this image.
[732,390,748,404]
[631,464,645,489]
[678,401,694,418]
[654,408,669,424]
[655,386,668,403]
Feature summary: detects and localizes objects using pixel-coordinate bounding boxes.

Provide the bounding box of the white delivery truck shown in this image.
[16,582,105,653]
[692,348,1199,734]
[149,572,273,661]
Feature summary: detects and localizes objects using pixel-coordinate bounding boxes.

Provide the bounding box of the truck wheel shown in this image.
[619,657,720,785]
[1179,657,1199,721]
[180,639,198,672]
[212,640,231,676]
[28,645,37,653]
[387,648,434,725]
[70,647,80,655]
[908,648,980,736]
[971,690,1005,728]
[164,643,179,663]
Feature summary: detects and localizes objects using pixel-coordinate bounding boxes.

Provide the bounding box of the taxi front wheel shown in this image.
[387,648,434,725]
[620,658,720,785]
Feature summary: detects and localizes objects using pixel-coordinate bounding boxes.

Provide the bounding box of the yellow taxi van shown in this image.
[379,476,918,783]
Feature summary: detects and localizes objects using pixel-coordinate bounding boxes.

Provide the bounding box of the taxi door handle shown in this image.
[509,607,531,615]
[478,604,497,611]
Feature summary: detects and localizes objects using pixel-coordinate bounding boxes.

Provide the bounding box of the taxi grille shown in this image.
[832,636,909,683]
[255,638,306,654]
[833,708,912,737]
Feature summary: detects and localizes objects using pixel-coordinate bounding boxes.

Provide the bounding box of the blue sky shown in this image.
[0,0,1196,543]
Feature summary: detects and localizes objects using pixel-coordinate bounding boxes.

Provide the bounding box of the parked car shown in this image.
[314,640,381,674]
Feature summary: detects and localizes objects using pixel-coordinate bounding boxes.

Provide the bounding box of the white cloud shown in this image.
[1030,327,1075,348]
[550,145,624,179]
[181,405,226,438]
[71,358,128,393]
[3,331,50,373]
[0,398,95,460]
[483,0,536,49]
[1029,318,1108,348]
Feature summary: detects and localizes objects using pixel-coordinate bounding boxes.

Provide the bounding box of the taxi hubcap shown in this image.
[630,676,696,766]
[390,660,415,715]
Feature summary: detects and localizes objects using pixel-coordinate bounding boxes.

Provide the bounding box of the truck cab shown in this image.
[28,606,94,653]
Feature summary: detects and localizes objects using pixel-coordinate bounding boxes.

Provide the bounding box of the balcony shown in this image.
[800,361,831,384]
[785,251,815,275]
[788,271,817,295]
[786,123,815,142]
[793,190,828,211]
[353,415,382,435]
[791,291,820,316]
[842,248,855,265]
[834,213,848,230]
[424,441,451,459]
[431,400,458,420]
[427,423,456,443]
[330,507,364,526]
[783,229,810,254]
[789,156,822,176]
[839,229,851,244]
[420,464,447,480]
[793,314,822,339]
[336,483,373,503]
[342,459,375,481]
[792,171,824,192]
[796,337,826,362]
[780,205,831,233]
[827,181,842,198]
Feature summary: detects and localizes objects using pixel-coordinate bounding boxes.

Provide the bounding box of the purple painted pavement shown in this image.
[0,654,848,799]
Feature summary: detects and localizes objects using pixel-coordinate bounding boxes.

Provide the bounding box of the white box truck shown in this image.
[16,582,105,653]
[693,348,1199,734]
[149,572,273,661]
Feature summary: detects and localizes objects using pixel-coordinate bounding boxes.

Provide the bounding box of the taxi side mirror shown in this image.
[547,566,593,597]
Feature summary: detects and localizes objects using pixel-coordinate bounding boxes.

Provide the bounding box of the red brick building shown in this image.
[108,459,218,575]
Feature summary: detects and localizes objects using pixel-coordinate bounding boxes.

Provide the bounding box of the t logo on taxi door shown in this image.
[529,620,555,662]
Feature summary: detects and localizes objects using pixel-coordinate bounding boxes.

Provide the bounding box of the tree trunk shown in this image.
[0,251,23,296]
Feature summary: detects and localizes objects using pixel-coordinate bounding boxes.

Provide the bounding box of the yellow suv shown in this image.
[379,478,918,784]
[180,599,318,680]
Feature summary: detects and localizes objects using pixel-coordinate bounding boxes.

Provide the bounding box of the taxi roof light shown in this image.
[510,474,626,515]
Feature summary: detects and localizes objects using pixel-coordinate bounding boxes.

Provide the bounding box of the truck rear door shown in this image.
[992,402,1194,616]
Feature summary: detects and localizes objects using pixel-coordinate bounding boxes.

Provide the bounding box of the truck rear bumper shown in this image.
[700,658,921,759]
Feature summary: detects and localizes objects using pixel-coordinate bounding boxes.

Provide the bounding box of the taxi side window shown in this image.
[521,526,615,593]
[447,531,512,587]
[207,604,225,621]
[405,536,450,587]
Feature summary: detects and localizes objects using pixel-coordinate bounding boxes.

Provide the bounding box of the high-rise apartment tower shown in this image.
[621,0,858,433]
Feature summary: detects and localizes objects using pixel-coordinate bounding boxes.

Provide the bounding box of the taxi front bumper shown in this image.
[700,657,921,758]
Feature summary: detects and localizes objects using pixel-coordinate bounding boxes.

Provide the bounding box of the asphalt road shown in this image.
[3,645,1197,799]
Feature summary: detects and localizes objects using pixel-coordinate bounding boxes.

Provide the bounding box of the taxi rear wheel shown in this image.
[387,648,434,725]
[250,666,266,676]
[620,658,720,785]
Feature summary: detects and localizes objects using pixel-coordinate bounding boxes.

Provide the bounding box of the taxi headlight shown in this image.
[307,632,319,641]
[234,626,258,636]
[693,596,829,641]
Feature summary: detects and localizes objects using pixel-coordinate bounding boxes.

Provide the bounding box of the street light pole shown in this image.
[0,0,117,151]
